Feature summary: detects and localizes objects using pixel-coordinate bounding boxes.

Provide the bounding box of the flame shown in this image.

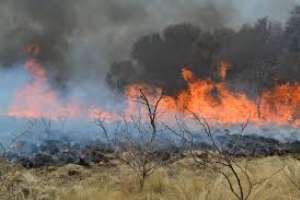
[219,61,229,81]
[6,44,120,120]
[176,69,257,124]
[6,48,300,128]
[8,58,83,119]
[178,67,300,126]
[182,67,194,82]
[125,66,300,127]
[23,43,40,55]
[7,54,113,120]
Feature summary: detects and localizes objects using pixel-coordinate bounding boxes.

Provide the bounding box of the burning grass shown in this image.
[0,155,300,200]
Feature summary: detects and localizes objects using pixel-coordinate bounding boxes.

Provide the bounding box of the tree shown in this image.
[106,60,137,92]
[277,5,300,83]
[285,6,300,52]
[217,18,282,95]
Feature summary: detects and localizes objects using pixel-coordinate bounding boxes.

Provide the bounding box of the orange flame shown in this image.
[219,61,229,81]
[7,58,115,120]
[6,50,300,128]
[182,67,194,82]
[7,44,117,121]
[8,58,82,119]
[179,67,300,126]
[176,69,257,124]
[125,66,300,127]
[23,43,40,55]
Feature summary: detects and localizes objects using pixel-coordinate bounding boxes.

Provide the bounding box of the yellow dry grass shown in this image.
[1,156,300,200]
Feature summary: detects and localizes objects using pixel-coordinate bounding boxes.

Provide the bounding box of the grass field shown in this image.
[1,156,300,200]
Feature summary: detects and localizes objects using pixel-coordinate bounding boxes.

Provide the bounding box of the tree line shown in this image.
[107,6,300,98]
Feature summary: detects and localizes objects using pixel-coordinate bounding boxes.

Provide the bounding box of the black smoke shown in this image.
[0,0,77,89]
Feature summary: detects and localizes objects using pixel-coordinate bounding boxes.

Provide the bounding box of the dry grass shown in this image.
[1,156,300,200]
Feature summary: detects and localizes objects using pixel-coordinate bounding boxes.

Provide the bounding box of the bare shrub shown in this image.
[166,112,283,200]
[120,89,164,190]
[96,89,165,190]
[0,120,36,159]
[0,120,36,200]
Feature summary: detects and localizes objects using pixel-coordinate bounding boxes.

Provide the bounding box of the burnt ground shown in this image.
[2,134,300,168]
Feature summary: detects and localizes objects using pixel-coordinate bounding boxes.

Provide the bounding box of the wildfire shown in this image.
[176,77,255,124]
[182,67,194,82]
[182,68,300,126]
[7,44,113,120]
[126,67,300,127]
[5,44,300,128]
[7,58,83,119]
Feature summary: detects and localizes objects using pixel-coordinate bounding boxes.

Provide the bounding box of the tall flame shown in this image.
[7,44,115,120]
[7,58,83,119]
[176,68,257,124]
[6,47,300,128]
[180,67,300,126]
[125,66,300,127]
[219,61,229,81]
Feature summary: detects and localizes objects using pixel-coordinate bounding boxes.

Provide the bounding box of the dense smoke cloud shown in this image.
[0,0,76,88]
[0,0,298,89]
[68,0,238,82]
